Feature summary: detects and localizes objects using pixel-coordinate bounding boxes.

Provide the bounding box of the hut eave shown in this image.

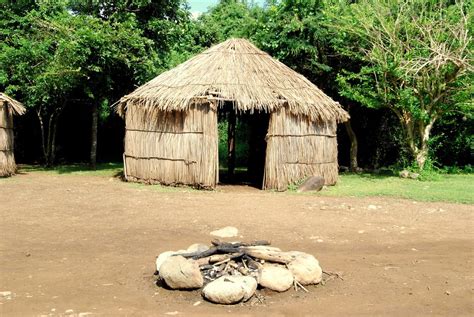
[0,93,26,116]
[117,94,349,123]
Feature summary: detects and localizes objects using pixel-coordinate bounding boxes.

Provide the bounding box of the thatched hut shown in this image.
[0,93,25,177]
[116,38,349,190]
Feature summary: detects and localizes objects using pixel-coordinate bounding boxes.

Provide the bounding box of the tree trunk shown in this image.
[45,112,54,166]
[36,111,47,164]
[415,118,436,169]
[36,111,60,167]
[227,110,236,180]
[50,115,59,165]
[90,103,98,170]
[399,113,437,170]
[344,119,358,171]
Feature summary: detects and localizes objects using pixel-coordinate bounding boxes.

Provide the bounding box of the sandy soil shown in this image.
[0,172,473,316]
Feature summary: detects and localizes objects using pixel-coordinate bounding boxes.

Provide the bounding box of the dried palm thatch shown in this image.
[0,93,26,177]
[124,103,218,187]
[264,108,338,191]
[116,38,348,123]
[116,38,348,189]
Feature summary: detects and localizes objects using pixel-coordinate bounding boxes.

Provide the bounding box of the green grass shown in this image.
[19,162,123,177]
[318,173,474,204]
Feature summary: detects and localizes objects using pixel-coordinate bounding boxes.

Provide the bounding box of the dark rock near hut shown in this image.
[399,170,420,179]
[399,170,410,178]
[297,176,325,193]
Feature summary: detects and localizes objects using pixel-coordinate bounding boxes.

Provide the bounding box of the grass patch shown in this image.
[319,173,474,204]
[19,163,123,177]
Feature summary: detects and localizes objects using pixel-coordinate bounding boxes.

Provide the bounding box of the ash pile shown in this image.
[154,240,323,305]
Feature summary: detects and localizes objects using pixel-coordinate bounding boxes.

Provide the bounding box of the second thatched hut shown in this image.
[0,93,25,177]
[116,38,349,190]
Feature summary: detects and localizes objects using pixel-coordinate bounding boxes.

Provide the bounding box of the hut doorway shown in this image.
[217,104,269,188]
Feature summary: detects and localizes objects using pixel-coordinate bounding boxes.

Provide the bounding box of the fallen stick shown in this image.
[323,270,344,281]
[178,241,273,260]
[177,247,218,259]
[295,280,309,293]
[196,254,229,266]
[214,258,231,266]
[211,240,271,248]
[243,249,295,264]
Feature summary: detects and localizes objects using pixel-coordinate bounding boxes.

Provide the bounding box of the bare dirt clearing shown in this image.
[1,172,473,316]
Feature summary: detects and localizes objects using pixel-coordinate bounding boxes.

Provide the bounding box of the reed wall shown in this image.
[123,103,218,187]
[263,108,338,191]
[0,102,16,176]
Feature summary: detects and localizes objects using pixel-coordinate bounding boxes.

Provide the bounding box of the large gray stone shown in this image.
[287,252,323,285]
[155,250,186,272]
[258,264,293,292]
[159,256,203,289]
[202,275,257,304]
[297,176,325,193]
[156,251,176,272]
[233,276,257,301]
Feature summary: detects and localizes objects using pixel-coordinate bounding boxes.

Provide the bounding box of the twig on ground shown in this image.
[323,270,344,281]
[294,280,309,293]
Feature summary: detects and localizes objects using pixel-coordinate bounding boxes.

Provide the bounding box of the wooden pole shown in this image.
[227,110,236,180]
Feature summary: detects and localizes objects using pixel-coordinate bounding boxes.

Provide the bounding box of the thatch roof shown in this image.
[0,93,26,116]
[116,38,349,122]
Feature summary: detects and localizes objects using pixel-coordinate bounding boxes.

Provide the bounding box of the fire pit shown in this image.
[154,240,324,305]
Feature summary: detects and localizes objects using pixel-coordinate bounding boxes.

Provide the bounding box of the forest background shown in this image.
[1,0,472,175]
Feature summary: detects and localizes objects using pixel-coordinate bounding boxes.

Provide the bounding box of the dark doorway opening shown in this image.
[218,103,269,188]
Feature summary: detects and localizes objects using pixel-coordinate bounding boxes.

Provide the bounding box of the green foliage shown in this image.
[1,0,471,171]
[0,1,170,164]
[250,0,336,87]
[218,121,228,167]
[321,173,474,204]
[287,177,306,191]
[198,0,260,42]
[326,0,473,169]
[217,119,250,168]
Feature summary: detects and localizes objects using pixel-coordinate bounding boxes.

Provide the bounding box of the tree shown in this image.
[68,0,196,168]
[0,2,158,166]
[0,5,82,165]
[198,0,260,42]
[327,0,473,169]
[60,14,158,169]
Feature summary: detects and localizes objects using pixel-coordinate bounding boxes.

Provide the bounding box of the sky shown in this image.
[187,0,266,14]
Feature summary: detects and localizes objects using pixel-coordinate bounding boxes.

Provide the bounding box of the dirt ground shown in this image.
[1,172,473,316]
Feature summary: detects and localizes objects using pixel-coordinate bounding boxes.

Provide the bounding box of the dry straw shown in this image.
[116,38,349,189]
[116,38,349,123]
[0,93,26,177]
